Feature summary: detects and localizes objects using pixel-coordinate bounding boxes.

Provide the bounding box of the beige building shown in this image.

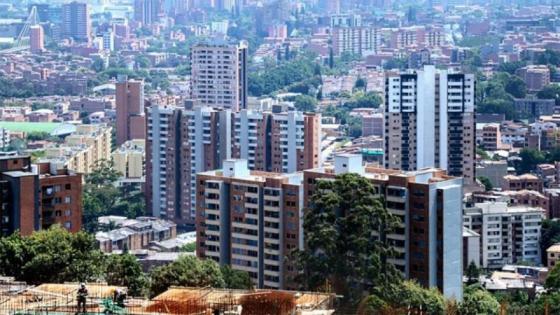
[41,124,112,174]
[112,139,145,179]
[190,40,248,111]
[547,244,560,268]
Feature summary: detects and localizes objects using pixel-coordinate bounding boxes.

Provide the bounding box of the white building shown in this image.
[384,65,476,185]
[463,202,545,269]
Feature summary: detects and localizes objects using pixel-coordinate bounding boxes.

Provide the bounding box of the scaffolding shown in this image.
[0,284,336,315]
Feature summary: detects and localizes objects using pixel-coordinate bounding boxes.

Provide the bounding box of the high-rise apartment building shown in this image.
[384,65,476,186]
[331,27,379,56]
[116,79,146,146]
[61,1,90,42]
[196,159,303,289]
[304,154,464,300]
[0,156,82,236]
[190,40,248,111]
[30,25,45,54]
[146,105,321,225]
[134,0,162,26]
[463,202,544,269]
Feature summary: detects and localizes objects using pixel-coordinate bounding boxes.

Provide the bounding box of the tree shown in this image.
[504,75,527,98]
[354,77,366,91]
[91,58,106,72]
[221,265,252,290]
[105,253,147,296]
[180,243,196,252]
[293,95,317,112]
[518,148,546,174]
[459,285,500,315]
[294,173,401,303]
[477,176,493,192]
[476,147,491,160]
[541,220,560,263]
[537,84,560,105]
[150,255,225,297]
[546,261,560,291]
[459,284,500,315]
[0,226,105,284]
[344,92,382,109]
[466,261,481,284]
[135,55,151,69]
[498,61,526,74]
[361,281,445,314]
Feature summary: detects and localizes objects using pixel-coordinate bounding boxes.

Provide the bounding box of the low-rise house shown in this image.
[95,216,177,253]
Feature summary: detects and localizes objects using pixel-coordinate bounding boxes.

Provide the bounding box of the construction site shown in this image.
[0,281,335,315]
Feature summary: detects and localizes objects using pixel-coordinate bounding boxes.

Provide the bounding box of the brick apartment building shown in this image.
[146,105,321,225]
[303,154,464,299]
[196,159,303,290]
[0,156,82,236]
[196,154,464,298]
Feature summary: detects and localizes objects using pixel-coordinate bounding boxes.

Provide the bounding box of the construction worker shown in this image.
[112,288,127,308]
[77,283,88,314]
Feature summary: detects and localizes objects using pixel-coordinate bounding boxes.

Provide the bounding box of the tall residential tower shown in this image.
[146,105,321,225]
[384,65,476,185]
[190,40,248,111]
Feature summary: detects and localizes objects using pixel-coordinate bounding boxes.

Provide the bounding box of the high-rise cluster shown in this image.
[145,105,321,225]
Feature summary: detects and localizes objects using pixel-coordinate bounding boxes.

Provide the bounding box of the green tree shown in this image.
[459,285,500,315]
[344,92,382,109]
[466,261,481,284]
[518,148,546,174]
[105,253,147,296]
[354,77,366,91]
[477,176,493,192]
[135,55,151,68]
[504,75,527,98]
[91,58,106,72]
[476,147,491,160]
[221,265,252,290]
[294,173,400,304]
[0,226,105,284]
[498,61,526,74]
[541,220,560,263]
[83,160,133,232]
[180,243,196,252]
[546,261,560,291]
[293,95,317,112]
[361,281,445,314]
[26,131,52,141]
[149,255,225,297]
[537,84,560,105]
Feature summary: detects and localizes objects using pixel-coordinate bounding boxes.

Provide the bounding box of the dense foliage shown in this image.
[294,173,401,303]
[82,160,145,232]
[248,56,318,96]
[517,147,560,174]
[477,72,527,120]
[149,255,251,297]
[105,253,147,296]
[0,226,105,284]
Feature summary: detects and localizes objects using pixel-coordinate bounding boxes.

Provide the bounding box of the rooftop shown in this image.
[547,244,560,253]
